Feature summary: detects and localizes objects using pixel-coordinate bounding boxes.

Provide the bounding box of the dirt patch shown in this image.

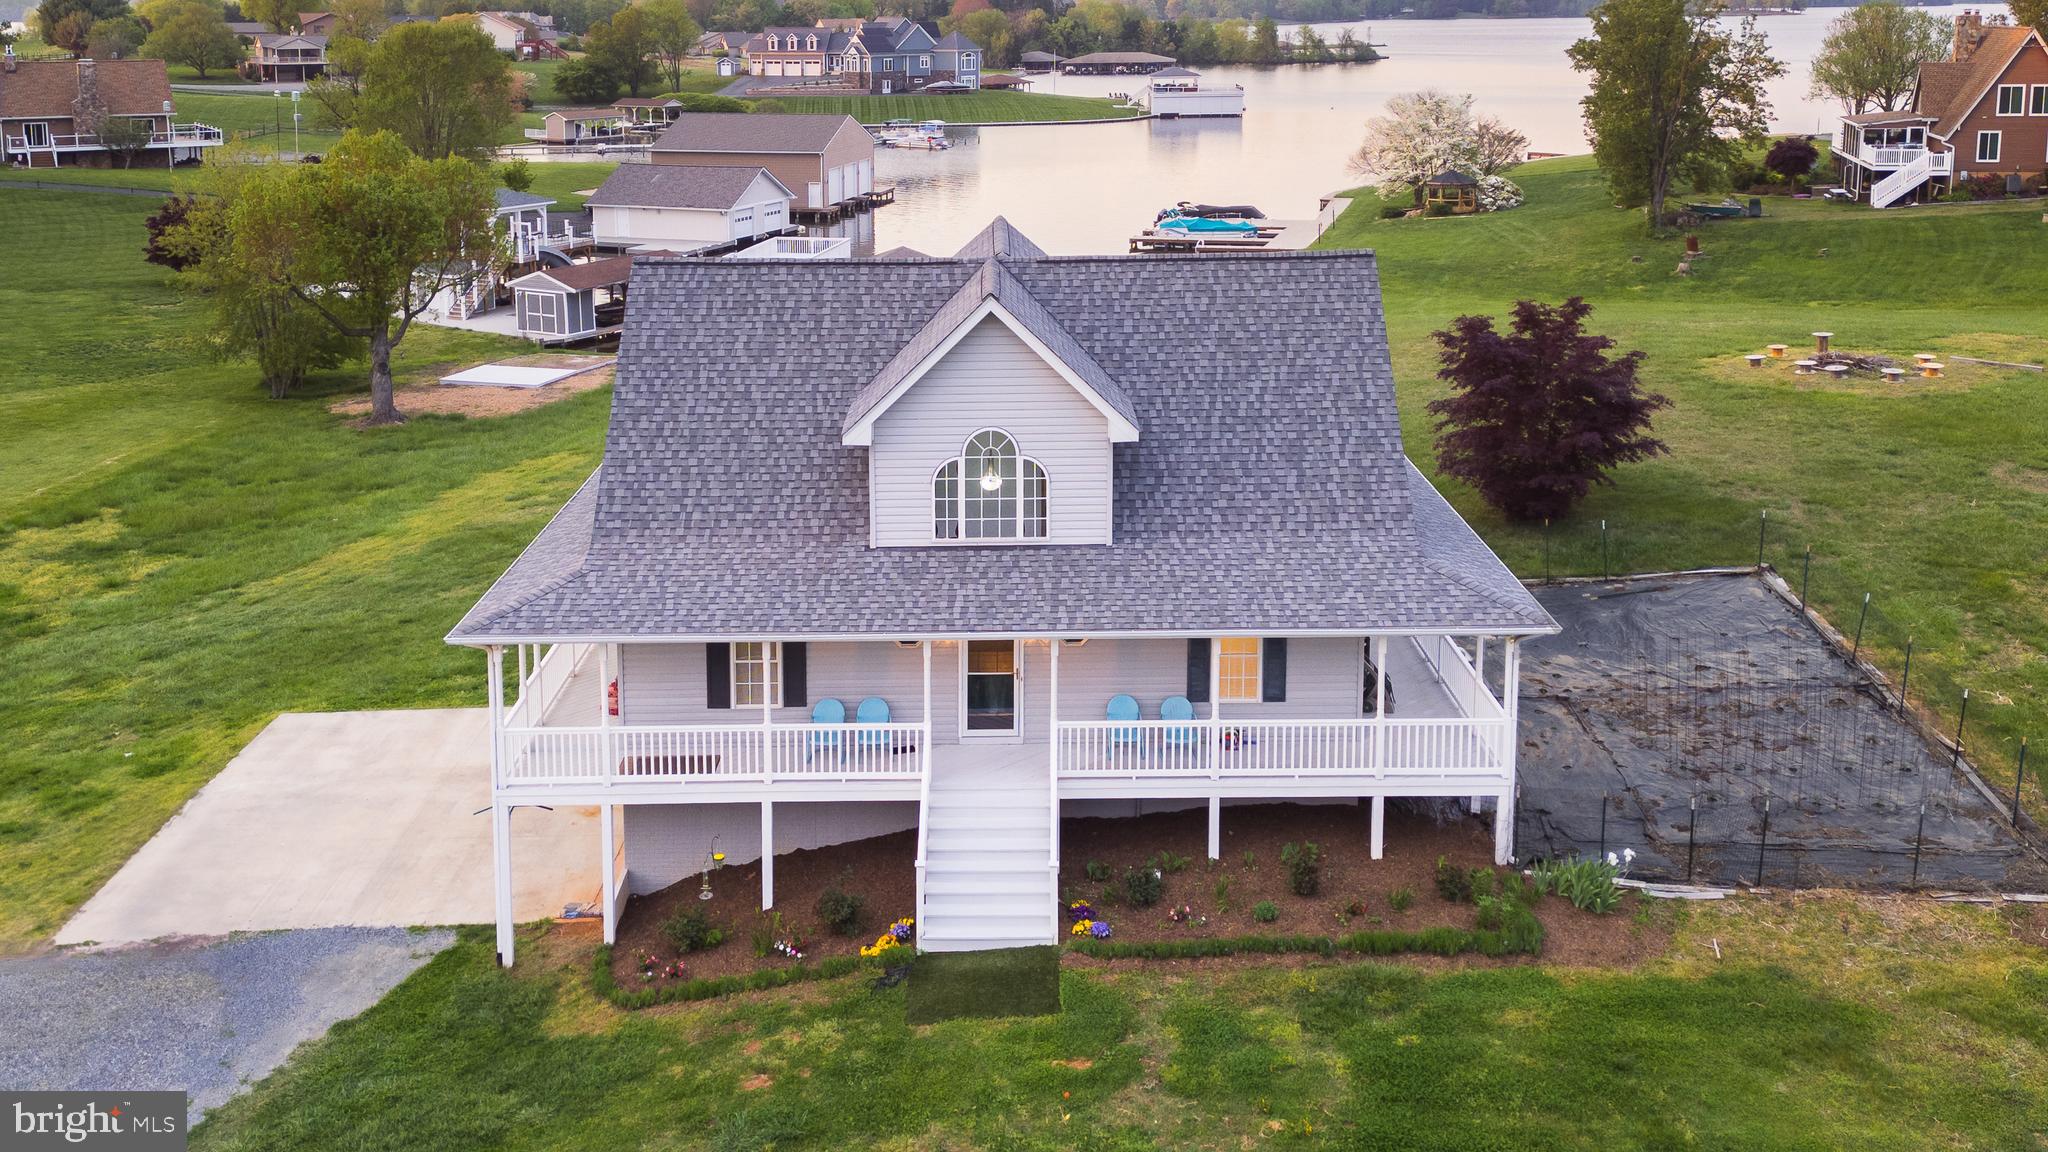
[2007,903,2048,951]
[1058,802,1661,969]
[740,1074,773,1091]
[611,829,917,988]
[1993,462,2048,497]
[330,354,614,421]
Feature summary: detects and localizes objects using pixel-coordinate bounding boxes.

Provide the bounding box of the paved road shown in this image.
[0,927,454,1125]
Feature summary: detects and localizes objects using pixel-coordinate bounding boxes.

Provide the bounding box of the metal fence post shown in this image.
[1756,509,1768,567]
[1851,593,1870,663]
[1600,520,1609,579]
[1755,794,1771,887]
[1911,801,1927,888]
[2015,738,2029,824]
[1685,791,1698,882]
[1951,689,1970,769]
[1598,793,1608,861]
[1542,518,1551,581]
[1798,548,1811,611]
[1900,636,1913,703]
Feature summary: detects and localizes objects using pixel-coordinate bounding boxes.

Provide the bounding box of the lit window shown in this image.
[1976,130,2000,162]
[1218,638,1261,703]
[732,642,782,707]
[932,430,1047,541]
[1996,84,2024,116]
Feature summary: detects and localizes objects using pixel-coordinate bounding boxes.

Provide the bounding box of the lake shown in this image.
[851,2,1999,255]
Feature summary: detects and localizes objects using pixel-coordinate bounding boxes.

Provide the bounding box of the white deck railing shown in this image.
[4,124,224,152]
[1055,716,1508,780]
[499,721,926,787]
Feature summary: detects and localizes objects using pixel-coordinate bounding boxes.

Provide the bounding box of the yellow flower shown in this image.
[1069,919,1095,936]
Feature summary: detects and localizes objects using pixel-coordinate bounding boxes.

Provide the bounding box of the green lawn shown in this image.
[515,57,734,105]
[755,89,1142,124]
[0,189,582,949]
[187,898,2048,1149]
[1315,157,2048,822]
[173,89,344,155]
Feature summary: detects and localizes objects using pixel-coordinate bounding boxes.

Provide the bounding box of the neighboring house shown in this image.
[226,20,269,37]
[249,32,328,81]
[469,10,565,58]
[450,217,1558,964]
[1835,11,2048,206]
[0,53,222,168]
[613,96,683,125]
[528,107,629,145]
[741,17,977,93]
[585,163,793,251]
[931,30,980,89]
[443,187,560,321]
[650,112,874,212]
[696,30,745,55]
[297,10,337,35]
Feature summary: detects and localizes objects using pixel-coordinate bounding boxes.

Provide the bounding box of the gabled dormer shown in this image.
[843,222,1139,548]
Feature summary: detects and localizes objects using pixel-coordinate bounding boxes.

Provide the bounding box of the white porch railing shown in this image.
[499,721,926,787]
[1838,139,1948,171]
[4,123,224,152]
[1055,716,1509,780]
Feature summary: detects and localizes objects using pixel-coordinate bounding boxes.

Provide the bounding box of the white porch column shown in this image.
[762,638,775,781]
[599,803,617,944]
[1048,639,1061,860]
[1208,796,1221,860]
[1208,637,1222,778]
[1372,635,1387,777]
[598,643,615,781]
[1370,795,1385,860]
[1493,638,1521,866]
[488,645,515,967]
[1470,635,1489,811]
[761,800,775,909]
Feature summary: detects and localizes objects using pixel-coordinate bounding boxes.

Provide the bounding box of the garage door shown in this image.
[828,165,845,205]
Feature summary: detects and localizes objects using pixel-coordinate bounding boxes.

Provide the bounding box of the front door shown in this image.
[962,639,1018,738]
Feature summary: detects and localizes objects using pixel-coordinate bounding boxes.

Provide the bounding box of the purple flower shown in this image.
[1089,921,1112,940]
[1068,901,1096,922]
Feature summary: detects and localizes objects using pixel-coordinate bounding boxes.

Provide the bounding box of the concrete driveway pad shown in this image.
[59,709,595,947]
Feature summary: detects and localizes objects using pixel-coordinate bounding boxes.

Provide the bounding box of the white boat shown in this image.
[877,119,951,150]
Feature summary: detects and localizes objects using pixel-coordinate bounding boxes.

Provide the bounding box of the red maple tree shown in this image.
[1428,297,1669,522]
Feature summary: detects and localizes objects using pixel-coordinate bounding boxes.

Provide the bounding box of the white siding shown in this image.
[592,204,733,247]
[1051,638,1365,722]
[618,641,930,725]
[868,315,1113,547]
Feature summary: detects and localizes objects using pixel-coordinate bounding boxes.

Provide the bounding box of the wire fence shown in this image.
[1504,508,2041,888]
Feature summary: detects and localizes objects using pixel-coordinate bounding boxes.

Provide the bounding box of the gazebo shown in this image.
[1424,169,1479,214]
[1018,50,1063,72]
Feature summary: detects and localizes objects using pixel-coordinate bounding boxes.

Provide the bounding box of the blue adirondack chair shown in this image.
[808,698,847,761]
[1107,694,1143,761]
[855,696,892,750]
[1160,695,1200,751]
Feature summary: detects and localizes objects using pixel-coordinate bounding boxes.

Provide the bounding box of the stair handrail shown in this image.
[1872,149,1934,209]
[912,720,932,948]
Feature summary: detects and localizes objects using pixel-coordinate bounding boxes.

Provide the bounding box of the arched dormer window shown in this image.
[806,34,817,49]
[766,34,778,49]
[933,429,1047,540]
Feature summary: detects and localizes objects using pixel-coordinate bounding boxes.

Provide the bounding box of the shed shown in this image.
[509,255,648,342]
[1424,169,1479,214]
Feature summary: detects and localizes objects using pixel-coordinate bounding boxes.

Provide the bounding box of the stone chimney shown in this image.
[72,59,109,140]
[3,45,16,74]
[1952,9,1985,63]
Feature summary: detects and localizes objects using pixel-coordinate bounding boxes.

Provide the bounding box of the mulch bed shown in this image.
[610,803,1663,992]
[1057,802,1659,968]
[610,829,918,988]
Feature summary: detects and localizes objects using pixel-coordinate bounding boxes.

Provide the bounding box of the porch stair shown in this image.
[917,763,1056,952]
[1871,149,1935,209]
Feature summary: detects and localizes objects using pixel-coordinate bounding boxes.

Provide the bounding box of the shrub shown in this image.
[1151,849,1190,875]
[1726,159,1763,191]
[1125,865,1164,907]
[815,886,864,936]
[1251,900,1280,923]
[1467,866,1498,899]
[660,907,726,954]
[1213,875,1232,914]
[1280,841,1323,897]
[1434,855,1473,903]
[1424,201,1454,217]
[1085,860,1112,882]
[1379,202,1409,219]
[1474,174,1523,212]
[1429,297,1667,522]
[1388,886,1415,912]
[498,157,533,192]
[660,91,751,113]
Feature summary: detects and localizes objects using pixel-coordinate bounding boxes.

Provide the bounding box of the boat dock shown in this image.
[1128,218,1322,254]
[791,185,896,223]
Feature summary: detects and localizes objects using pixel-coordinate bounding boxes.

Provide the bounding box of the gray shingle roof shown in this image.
[493,187,555,211]
[653,112,859,154]
[934,31,977,50]
[449,222,1556,642]
[586,164,786,211]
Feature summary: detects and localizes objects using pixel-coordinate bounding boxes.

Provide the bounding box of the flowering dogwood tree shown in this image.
[1349,90,1528,207]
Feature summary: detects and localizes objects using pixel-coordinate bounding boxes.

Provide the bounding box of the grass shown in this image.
[172,89,345,155]
[755,89,1141,124]
[0,189,583,949]
[1315,157,2048,822]
[515,56,734,104]
[186,896,2048,1148]
[906,945,1062,1023]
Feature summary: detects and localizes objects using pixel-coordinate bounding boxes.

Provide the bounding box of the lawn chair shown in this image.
[1160,695,1200,765]
[855,696,892,752]
[1107,694,1143,764]
[808,698,847,761]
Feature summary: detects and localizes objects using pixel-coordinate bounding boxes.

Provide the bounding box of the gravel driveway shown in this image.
[0,927,454,1125]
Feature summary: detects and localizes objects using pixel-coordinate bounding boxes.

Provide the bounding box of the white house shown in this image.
[584,164,794,251]
[450,218,1558,965]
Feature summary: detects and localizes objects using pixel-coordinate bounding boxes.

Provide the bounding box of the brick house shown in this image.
[1835,11,2048,206]
[0,52,222,169]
